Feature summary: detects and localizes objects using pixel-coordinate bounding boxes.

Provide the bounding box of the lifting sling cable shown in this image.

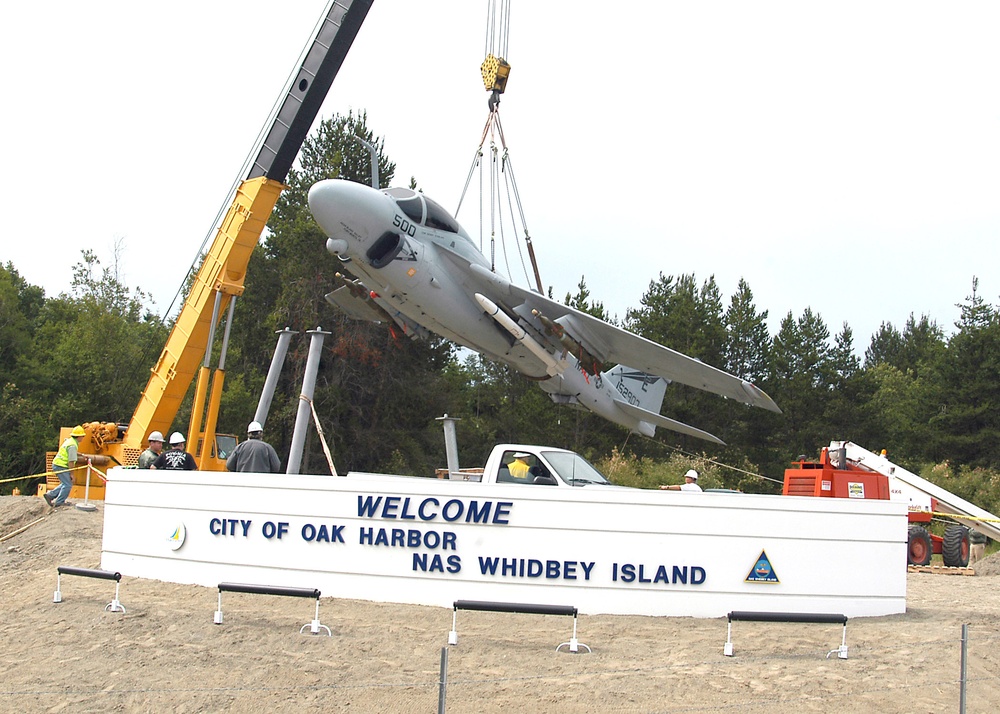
[457,0,541,291]
[455,113,494,218]
[492,113,540,293]
[455,109,542,292]
[484,1,511,63]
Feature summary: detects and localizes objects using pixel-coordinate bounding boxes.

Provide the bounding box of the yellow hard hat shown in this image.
[71,425,86,438]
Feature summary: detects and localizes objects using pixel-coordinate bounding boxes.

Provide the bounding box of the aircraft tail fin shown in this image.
[604,365,668,414]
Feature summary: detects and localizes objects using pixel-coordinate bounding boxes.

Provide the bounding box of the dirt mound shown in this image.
[972,547,1000,575]
[0,494,49,536]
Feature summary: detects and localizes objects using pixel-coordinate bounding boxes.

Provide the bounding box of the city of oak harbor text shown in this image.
[206,494,706,586]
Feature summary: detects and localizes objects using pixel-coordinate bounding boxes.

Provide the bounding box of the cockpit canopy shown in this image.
[383,187,462,234]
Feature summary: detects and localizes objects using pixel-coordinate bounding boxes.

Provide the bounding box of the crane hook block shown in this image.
[481,54,511,94]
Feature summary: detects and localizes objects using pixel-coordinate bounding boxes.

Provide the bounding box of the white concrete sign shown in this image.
[101,468,907,617]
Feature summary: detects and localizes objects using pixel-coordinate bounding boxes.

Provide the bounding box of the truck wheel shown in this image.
[907,525,932,566]
[942,525,970,567]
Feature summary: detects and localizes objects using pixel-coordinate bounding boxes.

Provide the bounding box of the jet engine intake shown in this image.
[367,231,403,269]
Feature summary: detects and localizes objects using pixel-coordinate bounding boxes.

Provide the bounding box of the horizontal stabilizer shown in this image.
[324,287,385,323]
[613,398,725,445]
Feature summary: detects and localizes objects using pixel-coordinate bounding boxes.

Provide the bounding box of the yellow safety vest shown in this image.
[52,436,79,468]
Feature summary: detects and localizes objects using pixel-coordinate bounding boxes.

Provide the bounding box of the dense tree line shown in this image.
[3,113,999,518]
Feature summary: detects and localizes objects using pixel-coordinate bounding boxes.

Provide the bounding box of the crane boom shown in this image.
[249,0,372,183]
[126,0,374,458]
[46,0,375,487]
[127,175,284,451]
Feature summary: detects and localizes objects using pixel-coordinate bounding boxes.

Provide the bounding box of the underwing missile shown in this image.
[475,293,563,376]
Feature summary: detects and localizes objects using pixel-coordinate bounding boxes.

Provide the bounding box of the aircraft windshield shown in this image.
[383,188,461,234]
[423,196,460,233]
[541,451,613,486]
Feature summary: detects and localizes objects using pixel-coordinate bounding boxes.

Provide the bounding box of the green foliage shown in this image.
[724,278,770,383]
[920,461,1000,524]
[925,278,1000,467]
[0,249,166,489]
[564,276,609,322]
[595,447,767,493]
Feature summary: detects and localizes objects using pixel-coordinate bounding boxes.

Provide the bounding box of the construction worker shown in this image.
[46,425,85,507]
[150,432,197,470]
[659,469,703,492]
[138,431,165,469]
[226,421,281,473]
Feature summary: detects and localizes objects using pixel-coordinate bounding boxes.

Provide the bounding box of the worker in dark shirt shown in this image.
[226,421,282,473]
[150,432,197,470]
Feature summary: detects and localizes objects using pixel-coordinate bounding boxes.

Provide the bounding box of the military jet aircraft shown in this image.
[308,179,780,444]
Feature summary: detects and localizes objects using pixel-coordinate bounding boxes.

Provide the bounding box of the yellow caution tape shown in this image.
[928,511,1000,525]
[0,463,97,485]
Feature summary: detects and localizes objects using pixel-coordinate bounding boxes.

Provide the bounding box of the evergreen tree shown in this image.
[926,278,1000,466]
[767,308,837,464]
[564,276,608,321]
[723,278,770,383]
[865,322,904,368]
[719,278,776,472]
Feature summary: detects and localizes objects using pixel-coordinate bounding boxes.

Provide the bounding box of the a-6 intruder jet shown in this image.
[308,179,780,444]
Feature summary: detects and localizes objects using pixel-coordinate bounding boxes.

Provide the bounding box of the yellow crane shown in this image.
[47,0,374,497]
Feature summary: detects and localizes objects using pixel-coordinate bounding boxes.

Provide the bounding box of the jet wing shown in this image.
[324,286,387,323]
[453,261,780,413]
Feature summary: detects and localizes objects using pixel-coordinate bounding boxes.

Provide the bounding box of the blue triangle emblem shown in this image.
[745,550,780,583]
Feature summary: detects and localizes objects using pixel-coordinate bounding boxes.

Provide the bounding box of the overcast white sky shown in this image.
[2,1,997,354]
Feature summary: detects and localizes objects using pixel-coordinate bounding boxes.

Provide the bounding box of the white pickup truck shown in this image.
[442,444,618,489]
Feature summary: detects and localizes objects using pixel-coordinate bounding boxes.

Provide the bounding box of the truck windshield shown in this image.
[541,451,612,486]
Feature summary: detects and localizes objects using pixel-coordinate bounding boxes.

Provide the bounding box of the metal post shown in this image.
[437,646,448,714]
[254,327,297,428]
[217,298,236,370]
[76,460,97,512]
[199,297,237,469]
[960,623,968,714]
[286,327,330,474]
[436,414,461,476]
[204,291,223,369]
[188,291,224,451]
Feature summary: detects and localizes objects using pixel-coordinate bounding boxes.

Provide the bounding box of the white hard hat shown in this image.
[148,431,164,442]
[169,432,186,445]
[247,421,263,433]
[685,469,699,480]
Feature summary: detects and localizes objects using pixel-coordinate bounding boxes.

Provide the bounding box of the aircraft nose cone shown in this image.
[308,179,388,248]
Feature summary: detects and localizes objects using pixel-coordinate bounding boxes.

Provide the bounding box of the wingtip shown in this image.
[740,380,781,413]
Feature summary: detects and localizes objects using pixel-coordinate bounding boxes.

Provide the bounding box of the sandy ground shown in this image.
[2,495,1000,713]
